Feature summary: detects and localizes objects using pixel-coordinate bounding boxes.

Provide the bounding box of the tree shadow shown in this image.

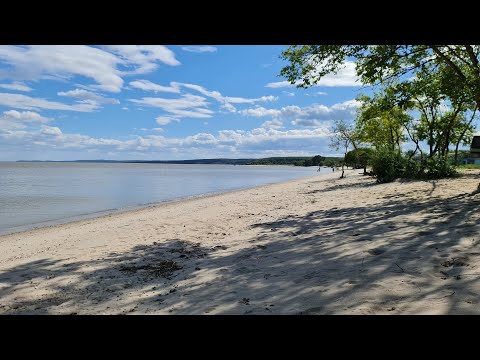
[304,179,378,195]
[1,179,480,314]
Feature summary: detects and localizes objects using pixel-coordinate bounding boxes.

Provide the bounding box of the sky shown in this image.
[0,45,370,161]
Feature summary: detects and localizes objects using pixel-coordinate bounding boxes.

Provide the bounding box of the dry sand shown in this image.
[1,169,480,314]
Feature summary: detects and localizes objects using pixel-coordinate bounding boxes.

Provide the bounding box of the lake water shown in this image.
[0,162,328,235]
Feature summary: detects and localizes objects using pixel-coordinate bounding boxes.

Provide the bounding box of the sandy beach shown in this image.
[1,169,480,314]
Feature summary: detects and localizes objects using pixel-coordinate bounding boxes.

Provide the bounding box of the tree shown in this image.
[356,89,409,152]
[453,107,477,164]
[345,148,374,175]
[330,119,360,178]
[280,45,480,189]
[311,155,325,166]
[280,45,480,110]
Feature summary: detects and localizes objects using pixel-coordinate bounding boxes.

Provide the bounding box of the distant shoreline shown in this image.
[13,155,342,167]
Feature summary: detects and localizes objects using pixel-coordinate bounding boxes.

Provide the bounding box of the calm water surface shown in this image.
[0,162,328,234]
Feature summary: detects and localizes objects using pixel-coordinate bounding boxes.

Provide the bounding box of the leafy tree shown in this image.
[345,148,374,175]
[280,45,480,187]
[311,155,325,166]
[329,119,360,178]
[453,107,477,163]
[324,159,334,167]
[280,45,480,110]
[356,90,409,152]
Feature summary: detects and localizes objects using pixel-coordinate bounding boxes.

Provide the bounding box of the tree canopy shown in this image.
[280,45,480,183]
[280,45,480,109]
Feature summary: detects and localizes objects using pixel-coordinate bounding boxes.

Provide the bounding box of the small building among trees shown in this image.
[466,136,480,164]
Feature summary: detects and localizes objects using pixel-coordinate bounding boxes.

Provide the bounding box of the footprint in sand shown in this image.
[368,248,386,256]
[299,306,323,315]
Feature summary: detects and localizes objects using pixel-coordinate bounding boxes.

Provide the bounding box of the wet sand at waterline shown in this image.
[2,169,480,314]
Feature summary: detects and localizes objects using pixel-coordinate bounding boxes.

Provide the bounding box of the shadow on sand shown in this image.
[1,175,480,314]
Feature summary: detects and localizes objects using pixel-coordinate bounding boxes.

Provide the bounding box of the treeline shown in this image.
[246,155,343,166]
[20,157,342,166]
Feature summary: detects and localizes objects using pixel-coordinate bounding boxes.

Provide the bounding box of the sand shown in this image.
[1,169,480,314]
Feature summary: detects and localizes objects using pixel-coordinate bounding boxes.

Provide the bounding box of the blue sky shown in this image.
[0,45,368,160]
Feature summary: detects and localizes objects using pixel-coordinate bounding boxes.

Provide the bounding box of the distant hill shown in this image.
[17,156,343,167]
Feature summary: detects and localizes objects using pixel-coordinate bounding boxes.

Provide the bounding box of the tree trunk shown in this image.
[340,141,348,179]
[454,143,460,164]
[456,107,478,165]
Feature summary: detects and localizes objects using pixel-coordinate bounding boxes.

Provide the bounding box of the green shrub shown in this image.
[345,148,374,169]
[423,157,457,179]
[370,148,405,183]
[401,157,424,179]
[370,148,457,183]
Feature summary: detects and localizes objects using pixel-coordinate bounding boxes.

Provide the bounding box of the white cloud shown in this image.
[316,91,328,96]
[330,99,360,111]
[291,119,323,127]
[177,83,277,104]
[184,133,217,144]
[283,91,295,97]
[0,92,99,112]
[3,110,51,123]
[131,94,213,120]
[0,121,334,159]
[41,125,62,136]
[156,116,181,125]
[227,95,277,104]
[128,81,278,122]
[136,127,165,133]
[239,106,281,117]
[0,110,52,130]
[0,82,32,92]
[0,45,180,93]
[266,61,360,88]
[58,88,119,104]
[166,108,213,118]
[220,103,237,113]
[240,100,360,126]
[181,46,217,53]
[262,120,283,129]
[102,45,180,72]
[0,45,123,92]
[129,80,180,93]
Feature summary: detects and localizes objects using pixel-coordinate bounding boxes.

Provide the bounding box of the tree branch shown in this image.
[465,45,480,79]
[431,45,468,81]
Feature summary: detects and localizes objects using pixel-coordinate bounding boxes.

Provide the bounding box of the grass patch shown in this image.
[457,164,480,169]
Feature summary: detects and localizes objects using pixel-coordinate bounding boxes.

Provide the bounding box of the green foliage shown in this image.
[323,159,335,167]
[370,149,457,183]
[403,157,422,179]
[329,119,360,152]
[244,155,339,167]
[458,164,480,169]
[344,148,374,168]
[246,157,311,166]
[280,45,480,109]
[370,148,406,183]
[423,157,458,179]
[355,91,409,151]
[279,45,480,184]
[280,46,480,162]
[311,155,325,166]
